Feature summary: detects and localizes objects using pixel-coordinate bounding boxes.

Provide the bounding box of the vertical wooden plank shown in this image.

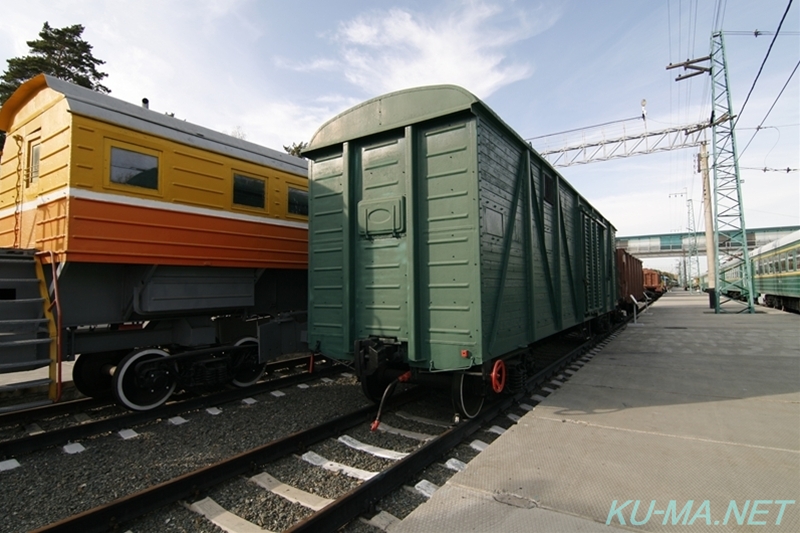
[404,126,419,361]
[523,151,536,340]
[487,150,525,355]
[553,174,563,331]
[341,142,352,357]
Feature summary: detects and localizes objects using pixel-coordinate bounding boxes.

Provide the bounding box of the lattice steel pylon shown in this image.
[669,188,701,289]
[709,31,755,313]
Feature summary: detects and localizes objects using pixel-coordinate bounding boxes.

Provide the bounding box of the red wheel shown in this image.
[490,359,506,393]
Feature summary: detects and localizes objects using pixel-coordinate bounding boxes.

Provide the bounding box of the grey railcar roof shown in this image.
[7,75,307,176]
[752,229,800,257]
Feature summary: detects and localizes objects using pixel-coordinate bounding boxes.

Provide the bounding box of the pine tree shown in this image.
[0,22,109,104]
[283,141,308,158]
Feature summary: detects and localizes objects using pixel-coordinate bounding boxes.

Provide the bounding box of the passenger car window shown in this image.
[110,147,158,190]
[288,187,308,216]
[28,142,40,185]
[233,174,265,209]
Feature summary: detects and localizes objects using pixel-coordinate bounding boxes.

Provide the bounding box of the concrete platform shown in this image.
[0,361,77,410]
[394,292,800,532]
[0,361,74,388]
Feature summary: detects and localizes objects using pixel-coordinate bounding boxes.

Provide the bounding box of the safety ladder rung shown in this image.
[0,258,36,264]
[0,337,52,348]
[0,319,50,332]
[0,298,45,304]
[0,318,50,325]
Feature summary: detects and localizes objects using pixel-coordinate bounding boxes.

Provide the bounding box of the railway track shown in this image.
[0,354,335,458]
[26,324,624,533]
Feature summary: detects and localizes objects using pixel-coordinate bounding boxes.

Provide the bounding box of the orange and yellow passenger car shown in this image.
[0,75,309,410]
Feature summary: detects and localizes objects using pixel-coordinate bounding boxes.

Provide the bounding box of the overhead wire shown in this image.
[732,0,795,130]
[685,0,700,203]
[690,0,700,57]
[738,58,800,158]
[684,0,698,117]
[741,166,798,172]
[713,0,728,31]
[725,30,800,35]
[738,123,800,129]
[524,116,642,141]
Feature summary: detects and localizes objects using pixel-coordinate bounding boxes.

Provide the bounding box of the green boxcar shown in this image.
[303,85,617,415]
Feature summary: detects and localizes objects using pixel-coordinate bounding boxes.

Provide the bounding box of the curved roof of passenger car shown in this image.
[751,229,800,258]
[0,74,307,176]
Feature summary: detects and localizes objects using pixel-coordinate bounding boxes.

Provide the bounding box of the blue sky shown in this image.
[1,0,797,272]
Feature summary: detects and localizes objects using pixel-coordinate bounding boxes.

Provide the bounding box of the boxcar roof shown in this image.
[304,84,538,156]
[305,85,480,153]
[0,74,307,176]
[305,84,615,230]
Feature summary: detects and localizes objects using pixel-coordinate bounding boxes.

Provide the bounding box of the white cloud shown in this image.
[274,56,340,73]
[312,1,561,98]
[223,96,355,150]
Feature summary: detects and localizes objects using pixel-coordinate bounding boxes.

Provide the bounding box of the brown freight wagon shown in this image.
[616,249,645,313]
[643,268,665,295]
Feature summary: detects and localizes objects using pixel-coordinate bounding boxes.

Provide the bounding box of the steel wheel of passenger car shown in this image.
[230,336,267,387]
[113,348,177,411]
[452,372,485,419]
[72,350,127,399]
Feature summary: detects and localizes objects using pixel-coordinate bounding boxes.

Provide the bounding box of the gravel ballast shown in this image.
[0,375,369,531]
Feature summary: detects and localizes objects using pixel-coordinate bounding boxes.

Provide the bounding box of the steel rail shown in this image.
[0,355,336,458]
[30,388,426,533]
[0,354,323,425]
[287,325,613,532]
[0,396,104,426]
[32,320,625,532]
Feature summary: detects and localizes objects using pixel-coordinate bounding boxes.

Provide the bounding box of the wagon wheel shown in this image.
[451,372,485,419]
[490,359,506,393]
[230,337,267,388]
[72,350,127,399]
[112,348,177,411]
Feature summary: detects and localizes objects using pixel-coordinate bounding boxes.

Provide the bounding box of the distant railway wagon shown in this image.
[717,230,800,312]
[616,248,644,313]
[303,85,617,417]
[0,75,309,410]
[643,268,664,295]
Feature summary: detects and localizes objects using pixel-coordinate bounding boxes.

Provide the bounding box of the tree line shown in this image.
[0,23,305,158]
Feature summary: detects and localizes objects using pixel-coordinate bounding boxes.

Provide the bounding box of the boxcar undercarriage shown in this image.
[353,311,614,419]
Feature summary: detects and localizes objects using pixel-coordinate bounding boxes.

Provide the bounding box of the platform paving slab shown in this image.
[392,293,799,532]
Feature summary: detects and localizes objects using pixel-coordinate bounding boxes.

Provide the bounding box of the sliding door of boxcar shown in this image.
[416,120,480,370]
[353,134,411,345]
[582,211,608,315]
[308,150,348,360]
